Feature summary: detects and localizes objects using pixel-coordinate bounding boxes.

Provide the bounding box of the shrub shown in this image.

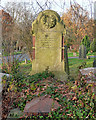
[2,59,20,74]
[90,38,96,52]
[81,35,90,53]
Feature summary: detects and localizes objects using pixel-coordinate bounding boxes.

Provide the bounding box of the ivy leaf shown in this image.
[76,111,83,118]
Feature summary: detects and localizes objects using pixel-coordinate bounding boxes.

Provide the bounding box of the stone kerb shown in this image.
[32,10,66,75]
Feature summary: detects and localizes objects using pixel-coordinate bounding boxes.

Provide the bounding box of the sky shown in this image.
[0,0,96,17]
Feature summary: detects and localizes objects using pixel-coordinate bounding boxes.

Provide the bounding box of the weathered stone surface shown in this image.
[24,95,60,115]
[80,67,96,76]
[0,102,2,120]
[7,108,24,119]
[73,52,76,56]
[64,46,69,75]
[87,56,90,59]
[79,45,86,59]
[79,67,96,81]
[32,10,66,74]
[0,73,10,93]
[93,60,96,67]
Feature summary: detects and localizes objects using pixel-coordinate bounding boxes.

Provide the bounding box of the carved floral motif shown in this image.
[41,15,56,28]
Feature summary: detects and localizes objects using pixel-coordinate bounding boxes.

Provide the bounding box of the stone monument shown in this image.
[79,44,86,59]
[32,10,67,79]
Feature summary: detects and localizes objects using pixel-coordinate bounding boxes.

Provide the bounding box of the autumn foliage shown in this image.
[62,3,94,50]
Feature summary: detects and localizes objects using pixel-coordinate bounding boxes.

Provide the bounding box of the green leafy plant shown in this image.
[81,35,90,53]
[90,38,96,52]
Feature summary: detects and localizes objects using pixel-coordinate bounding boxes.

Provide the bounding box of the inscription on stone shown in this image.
[38,37,55,48]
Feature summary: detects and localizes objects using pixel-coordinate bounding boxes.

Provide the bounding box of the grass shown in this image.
[19,58,94,80]
[13,51,22,55]
[2,51,22,57]
[68,51,96,57]
[19,61,32,75]
[69,58,94,80]
[68,52,79,57]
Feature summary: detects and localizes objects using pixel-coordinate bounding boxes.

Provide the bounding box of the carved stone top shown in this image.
[32,10,65,32]
[41,14,56,29]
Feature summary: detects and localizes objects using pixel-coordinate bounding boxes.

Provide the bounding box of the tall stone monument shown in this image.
[32,10,66,78]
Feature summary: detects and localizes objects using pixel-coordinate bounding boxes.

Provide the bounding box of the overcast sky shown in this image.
[0,0,96,17]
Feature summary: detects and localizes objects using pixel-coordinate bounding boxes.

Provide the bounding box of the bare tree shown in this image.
[3,3,34,62]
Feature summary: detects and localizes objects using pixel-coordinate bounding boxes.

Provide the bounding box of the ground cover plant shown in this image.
[2,58,96,119]
[1,57,96,119]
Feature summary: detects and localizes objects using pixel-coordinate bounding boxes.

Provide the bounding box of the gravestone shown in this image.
[32,10,66,77]
[79,44,86,59]
[73,52,76,56]
[93,60,96,67]
[25,58,27,64]
[64,46,69,75]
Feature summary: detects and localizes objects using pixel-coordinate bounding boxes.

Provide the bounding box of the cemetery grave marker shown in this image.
[32,10,67,79]
[79,44,86,59]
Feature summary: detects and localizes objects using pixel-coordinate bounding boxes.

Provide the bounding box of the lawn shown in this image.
[19,61,32,75]
[2,51,22,57]
[69,58,94,80]
[19,57,94,80]
[68,51,96,57]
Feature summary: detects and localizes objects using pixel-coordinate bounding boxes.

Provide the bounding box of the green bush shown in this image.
[81,35,90,53]
[90,38,96,52]
[2,59,20,74]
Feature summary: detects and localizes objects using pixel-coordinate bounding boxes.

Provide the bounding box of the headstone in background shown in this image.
[7,108,24,119]
[25,59,27,64]
[93,60,96,67]
[73,52,76,56]
[32,10,66,74]
[79,44,86,59]
[87,56,90,59]
[64,46,69,75]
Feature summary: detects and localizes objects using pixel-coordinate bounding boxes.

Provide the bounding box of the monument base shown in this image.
[52,71,68,82]
[30,60,68,82]
[32,60,65,73]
